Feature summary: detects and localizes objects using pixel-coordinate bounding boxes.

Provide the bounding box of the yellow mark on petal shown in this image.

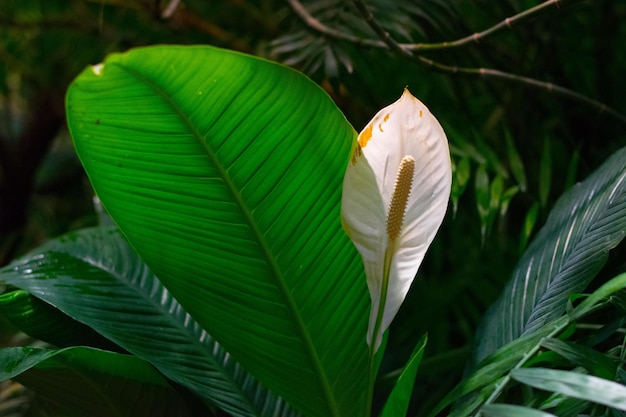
[419,110,423,118]
[358,123,373,148]
[384,113,390,122]
[387,156,415,241]
[351,143,363,165]
[378,123,384,132]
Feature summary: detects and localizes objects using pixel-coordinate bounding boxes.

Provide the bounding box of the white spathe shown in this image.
[341,88,452,351]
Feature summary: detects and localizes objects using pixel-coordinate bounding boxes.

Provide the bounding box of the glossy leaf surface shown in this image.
[66,45,369,417]
[511,368,626,411]
[0,226,298,417]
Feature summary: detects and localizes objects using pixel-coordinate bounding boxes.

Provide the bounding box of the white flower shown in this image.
[341,88,452,351]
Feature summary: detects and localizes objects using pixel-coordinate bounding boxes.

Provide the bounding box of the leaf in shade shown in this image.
[0,346,195,417]
[0,289,119,350]
[0,227,299,417]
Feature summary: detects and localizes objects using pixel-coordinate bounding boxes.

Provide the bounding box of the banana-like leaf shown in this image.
[0,346,194,417]
[66,45,369,417]
[511,368,626,411]
[0,226,298,417]
[470,146,626,367]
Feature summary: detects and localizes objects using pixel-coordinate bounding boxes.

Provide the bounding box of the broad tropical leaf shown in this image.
[0,227,299,417]
[511,368,626,411]
[432,273,626,417]
[0,346,193,417]
[66,45,369,417]
[471,146,626,367]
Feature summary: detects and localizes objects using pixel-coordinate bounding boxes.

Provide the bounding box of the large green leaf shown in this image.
[470,146,626,367]
[0,226,298,417]
[0,346,193,417]
[65,45,369,417]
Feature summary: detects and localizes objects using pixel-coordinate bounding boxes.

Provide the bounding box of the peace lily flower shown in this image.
[341,88,452,351]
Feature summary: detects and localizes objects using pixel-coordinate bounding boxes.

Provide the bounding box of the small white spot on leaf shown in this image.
[92,64,104,76]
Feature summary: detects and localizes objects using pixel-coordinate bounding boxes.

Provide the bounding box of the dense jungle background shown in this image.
[1,0,625,415]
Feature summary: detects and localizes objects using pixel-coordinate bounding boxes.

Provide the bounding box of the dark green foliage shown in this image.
[0,1,625,416]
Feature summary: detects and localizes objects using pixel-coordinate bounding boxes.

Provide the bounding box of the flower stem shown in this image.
[365,243,395,416]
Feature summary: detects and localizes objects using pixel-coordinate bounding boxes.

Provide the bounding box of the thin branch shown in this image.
[161,0,182,19]
[289,0,582,52]
[346,0,626,124]
[408,0,583,51]
[416,57,626,123]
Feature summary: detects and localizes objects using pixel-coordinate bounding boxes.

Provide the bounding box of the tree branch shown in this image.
[288,0,626,124]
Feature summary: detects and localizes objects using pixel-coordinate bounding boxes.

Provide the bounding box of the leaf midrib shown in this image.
[117,61,339,416]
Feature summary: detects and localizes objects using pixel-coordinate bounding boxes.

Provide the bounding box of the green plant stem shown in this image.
[365,243,395,417]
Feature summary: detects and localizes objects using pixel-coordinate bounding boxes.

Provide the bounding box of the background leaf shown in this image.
[0,346,194,417]
[481,404,556,417]
[66,45,369,417]
[470,146,626,367]
[540,338,617,380]
[379,334,427,417]
[511,368,626,411]
[0,226,299,417]
[0,289,116,350]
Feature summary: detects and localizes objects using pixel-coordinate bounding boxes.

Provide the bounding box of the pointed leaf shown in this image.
[379,334,427,417]
[511,368,626,411]
[505,131,527,192]
[475,165,490,242]
[539,138,552,207]
[451,157,471,217]
[500,186,520,217]
[0,227,298,417]
[66,45,369,417]
[0,346,193,417]
[519,202,539,251]
[471,146,626,366]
